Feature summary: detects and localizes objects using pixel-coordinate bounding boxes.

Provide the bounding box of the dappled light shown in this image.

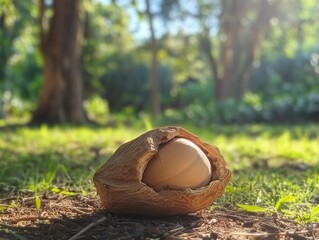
[0,0,318,124]
[0,0,319,239]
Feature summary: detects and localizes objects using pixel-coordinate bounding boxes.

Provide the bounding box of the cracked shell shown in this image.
[93,126,232,216]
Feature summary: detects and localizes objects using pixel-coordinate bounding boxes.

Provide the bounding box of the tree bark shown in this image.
[32,0,85,124]
[145,0,161,117]
[197,2,222,101]
[199,0,272,100]
[235,0,271,98]
[219,0,248,99]
[199,36,222,101]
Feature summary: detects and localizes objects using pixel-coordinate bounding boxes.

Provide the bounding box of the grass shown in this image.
[0,121,319,224]
[0,124,144,196]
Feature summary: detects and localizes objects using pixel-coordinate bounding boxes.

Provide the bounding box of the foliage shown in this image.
[0,91,34,119]
[101,51,172,112]
[214,94,319,124]
[214,48,319,123]
[0,0,318,124]
[84,95,110,124]
[82,1,133,97]
[0,0,39,115]
[250,48,319,98]
[159,80,214,126]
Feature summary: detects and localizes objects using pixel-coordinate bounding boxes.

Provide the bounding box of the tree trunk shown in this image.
[0,14,9,116]
[145,0,161,117]
[197,3,222,102]
[219,0,248,99]
[199,36,222,101]
[32,0,85,124]
[216,0,272,100]
[235,0,271,98]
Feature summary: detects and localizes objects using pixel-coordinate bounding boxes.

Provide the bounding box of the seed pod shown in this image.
[93,126,231,216]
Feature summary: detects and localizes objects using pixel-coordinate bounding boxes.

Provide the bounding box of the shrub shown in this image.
[84,95,110,124]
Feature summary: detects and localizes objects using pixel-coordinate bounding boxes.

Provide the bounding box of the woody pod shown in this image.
[93,126,232,216]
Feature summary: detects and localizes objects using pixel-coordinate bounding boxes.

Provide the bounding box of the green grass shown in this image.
[0,122,318,223]
[0,124,144,195]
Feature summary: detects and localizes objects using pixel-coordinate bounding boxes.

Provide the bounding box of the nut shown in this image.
[142,137,212,191]
[93,126,231,216]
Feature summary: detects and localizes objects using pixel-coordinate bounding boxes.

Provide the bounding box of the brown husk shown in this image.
[93,126,232,216]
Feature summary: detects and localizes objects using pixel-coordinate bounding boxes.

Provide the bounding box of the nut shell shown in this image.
[93,126,232,216]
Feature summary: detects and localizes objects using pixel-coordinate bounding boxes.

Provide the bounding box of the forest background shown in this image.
[0,0,318,125]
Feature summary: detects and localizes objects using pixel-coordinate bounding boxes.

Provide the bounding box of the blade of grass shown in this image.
[275,195,297,211]
[35,195,41,211]
[51,187,78,196]
[311,204,319,219]
[237,204,273,213]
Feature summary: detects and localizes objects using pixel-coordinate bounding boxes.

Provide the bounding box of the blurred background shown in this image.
[0,0,318,126]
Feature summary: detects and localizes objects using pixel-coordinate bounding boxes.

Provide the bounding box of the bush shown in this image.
[84,95,110,124]
[215,92,319,123]
[0,91,33,119]
[101,52,172,113]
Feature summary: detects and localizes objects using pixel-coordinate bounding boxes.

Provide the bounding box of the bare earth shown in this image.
[1,193,318,240]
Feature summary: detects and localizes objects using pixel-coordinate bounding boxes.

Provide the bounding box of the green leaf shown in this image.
[51,187,78,196]
[35,195,41,211]
[275,195,297,211]
[51,187,60,193]
[0,204,9,212]
[59,190,78,197]
[311,204,319,218]
[280,209,296,217]
[237,204,272,213]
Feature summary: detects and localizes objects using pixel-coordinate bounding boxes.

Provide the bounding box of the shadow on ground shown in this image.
[1,204,205,240]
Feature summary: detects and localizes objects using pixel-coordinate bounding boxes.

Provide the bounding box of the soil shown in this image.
[0,193,318,240]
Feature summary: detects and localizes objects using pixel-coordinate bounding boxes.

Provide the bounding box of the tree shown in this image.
[197,0,276,101]
[32,0,85,124]
[0,1,32,117]
[145,0,161,117]
[81,2,133,98]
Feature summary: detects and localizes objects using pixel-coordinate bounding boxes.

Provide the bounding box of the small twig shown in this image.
[162,225,185,239]
[163,236,183,240]
[54,218,84,229]
[229,231,280,237]
[68,217,107,240]
[190,219,203,227]
[154,220,187,226]
[0,196,17,202]
[21,196,36,201]
[0,203,10,207]
[216,213,251,222]
[72,207,91,215]
[10,216,55,224]
[219,209,275,220]
[260,222,285,232]
[229,228,319,238]
[169,226,184,234]
[56,196,68,203]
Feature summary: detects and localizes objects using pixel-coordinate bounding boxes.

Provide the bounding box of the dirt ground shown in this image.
[1,193,318,240]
